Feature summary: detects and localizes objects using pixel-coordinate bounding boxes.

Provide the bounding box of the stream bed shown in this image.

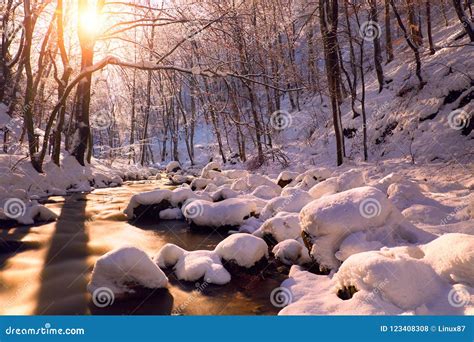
[0,180,285,315]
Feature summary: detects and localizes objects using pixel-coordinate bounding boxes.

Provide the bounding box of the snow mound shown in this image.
[165,161,181,173]
[159,208,184,220]
[201,161,221,178]
[251,184,281,200]
[88,247,168,295]
[300,186,434,270]
[276,171,299,187]
[215,233,268,268]
[253,212,301,243]
[0,197,58,225]
[260,189,313,220]
[272,239,311,266]
[124,188,211,219]
[154,244,231,285]
[280,234,474,315]
[183,198,257,228]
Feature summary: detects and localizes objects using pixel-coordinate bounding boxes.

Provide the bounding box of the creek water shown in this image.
[0,180,285,315]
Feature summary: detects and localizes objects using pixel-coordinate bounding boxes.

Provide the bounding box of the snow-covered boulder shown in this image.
[253,212,301,244]
[260,189,313,220]
[221,169,248,179]
[251,184,281,200]
[215,233,268,268]
[0,197,58,225]
[272,239,311,266]
[422,233,474,286]
[238,217,263,234]
[276,171,299,188]
[308,177,339,199]
[159,208,184,220]
[124,188,211,220]
[190,177,212,191]
[154,244,231,285]
[201,161,221,178]
[300,186,434,270]
[124,189,172,220]
[280,235,474,315]
[336,169,366,191]
[210,187,240,202]
[165,161,181,173]
[88,247,168,296]
[288,168,332,190]
[183,198,257,229]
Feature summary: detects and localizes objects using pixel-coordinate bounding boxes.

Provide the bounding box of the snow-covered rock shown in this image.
[0,198,58,225]
[300,186,434,270]
[159,208,184,220]
[165,161,181,173]
[260,189,313,220]
[272,239,311,266]
[201,161,221,178]
[215,233,268,268]
[154,244,231,285]
[238,217,263,234]
[124,188,211,219]
[253,212,301,243]
[221,169,248,179]
[308,177,339,199]
[190,177,212,191]
[251,184,281,200]
[210,187,240,202]
[280,235,474,315]
[183,198,257,228]
[276,171,299,187]
[88,247,168,295]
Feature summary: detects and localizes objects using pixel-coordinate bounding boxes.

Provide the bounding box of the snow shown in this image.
[159,208,184,220]
[279,234,474,315]
[214,233,268,268]
[200,161,221,178]
[251,184,281,200]
[272,239,311,266]
[253,212,301,243]
[88,247,168,295]
[154,244,231,285]
[124,187,211,219]
[183,198,257,228]
[260,189,313,220]
[276,171,299,185]
[300,186,434,270]
[165,161,181,173]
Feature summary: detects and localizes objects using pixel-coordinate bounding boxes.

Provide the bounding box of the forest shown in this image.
[0,0,472,316]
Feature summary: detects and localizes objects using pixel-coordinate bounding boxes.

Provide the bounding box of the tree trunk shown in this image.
[453,0,474,41]
[426,0,436,54]
[319,0,344,166]
[384,0,394,63]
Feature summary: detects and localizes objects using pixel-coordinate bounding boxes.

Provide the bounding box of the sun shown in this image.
[79,8,100,36]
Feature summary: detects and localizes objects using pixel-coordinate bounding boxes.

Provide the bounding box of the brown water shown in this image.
[0,181,284,315]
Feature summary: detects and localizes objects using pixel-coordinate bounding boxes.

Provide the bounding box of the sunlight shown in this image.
[79,8,100,36]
